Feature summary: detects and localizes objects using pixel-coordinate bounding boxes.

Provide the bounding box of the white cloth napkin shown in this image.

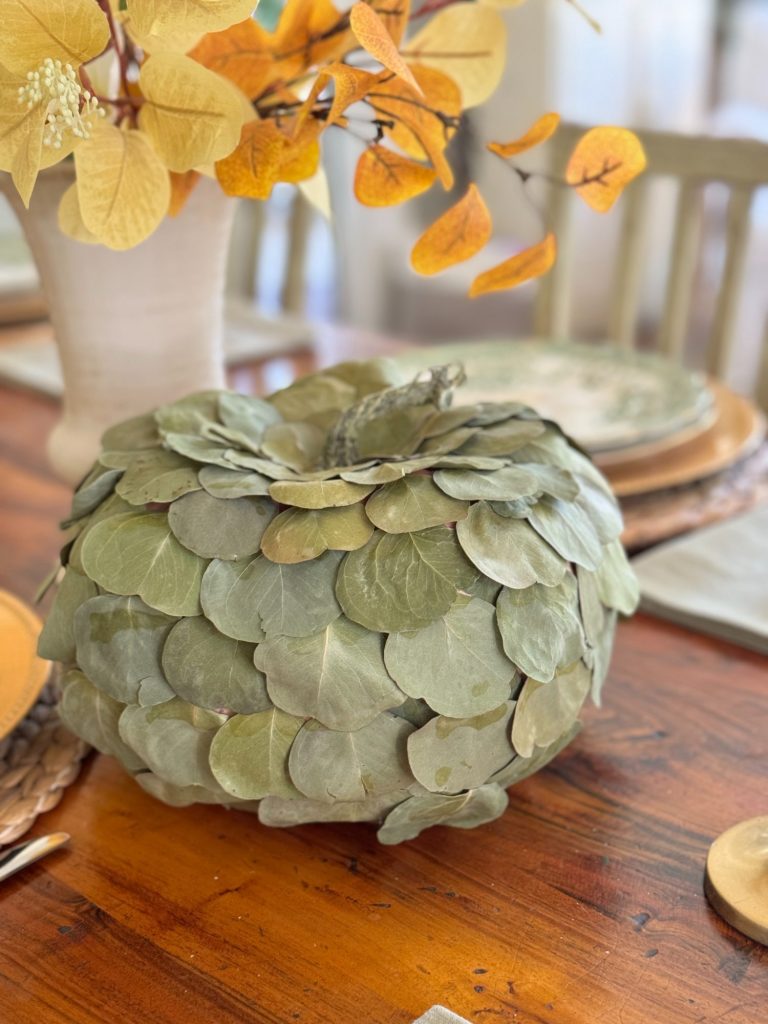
[631,502,768,654]
[412,1009,472,1024]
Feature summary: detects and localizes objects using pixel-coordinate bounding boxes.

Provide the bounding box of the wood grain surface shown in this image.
[0,335,766,1024]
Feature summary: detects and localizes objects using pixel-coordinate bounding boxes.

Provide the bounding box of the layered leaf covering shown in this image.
[42,359,639,843]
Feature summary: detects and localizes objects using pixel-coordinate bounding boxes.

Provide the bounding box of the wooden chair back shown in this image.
[534,123,768,388]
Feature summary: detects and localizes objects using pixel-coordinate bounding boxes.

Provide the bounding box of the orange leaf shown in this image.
[350,2,421,94]
[190,19,275,97]
[355,145,436,206]
[487,112,560,159]
[369,65,461,189]
[215,120,286,199]
[274,0,352,70]
[168,170,201,217]
[293,63,378,137]
[371,0,411,47]
[469,234,556,297]
[566,127,646,213]
[411,183,492,275]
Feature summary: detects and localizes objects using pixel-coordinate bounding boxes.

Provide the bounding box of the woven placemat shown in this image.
[0,679,89,848]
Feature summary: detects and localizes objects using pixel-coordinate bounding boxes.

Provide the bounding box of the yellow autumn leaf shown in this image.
[190,18,274,97]
[139,54,248,173]
[350,2,421,95]
[411,183,492,275]
[370,65,461,189]
[487,112,560,159]
[273,0,353,73]
[469,233,556,296]
[294,64,377,136]
[168,170,202,217]
[355,145,436,206]
[0,64,46,206]
[58,182,98,244]
[404,3,506,108]
[125,0,256,46]
[370,0,411,47]
[215,119,285,199]
[120,15,205,56]
[74,123,170,250]
[566,126,646,213]
[0,0,110,76]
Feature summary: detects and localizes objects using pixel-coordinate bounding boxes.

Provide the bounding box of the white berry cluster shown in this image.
[17,58,104,149]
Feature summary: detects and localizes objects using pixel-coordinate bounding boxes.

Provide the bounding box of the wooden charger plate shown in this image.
[0,590,50,741]
[604,381,766,498]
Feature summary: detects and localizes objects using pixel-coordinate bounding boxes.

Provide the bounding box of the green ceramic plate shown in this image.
[395,340,713,454]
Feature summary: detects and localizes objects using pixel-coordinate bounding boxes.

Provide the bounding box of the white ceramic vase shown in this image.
[2,164,235,485]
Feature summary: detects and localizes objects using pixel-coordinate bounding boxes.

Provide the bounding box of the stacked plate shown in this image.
[395,339,766,502]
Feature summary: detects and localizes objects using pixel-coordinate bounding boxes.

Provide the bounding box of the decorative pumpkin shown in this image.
[39,360,638,844]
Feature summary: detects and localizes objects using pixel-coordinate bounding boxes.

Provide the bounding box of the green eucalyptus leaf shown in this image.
[406,701,516,794]
[116,449,201,505]
[201,420,263,456]
[64,467,123,526]
[511,662,591,759]
[254,615,404,730]
[456,502,567,589]
[384,595,516,717]
[224,449,298,479]
[218,391,281,441]
[208,707,302,800]
[418,426,479,455]
[489,497,537,519]
[514,463,579,502]
[365,475,468,534]
[162,434,233,468]
[68,493,138,573]
[261,505,373,564]
[162,616,271,714]
[168,490,277,560]
[135,773,238,807]
[527,497,604,571]
[337,527,477,632]
[340,456,440,485]
[201,551,342,641]
[198,465,272,498]
[288,715,414,802]
[595,539,639,615]
[59,669,145,772]
[80,511,207,617]
[155,391,221,436]
[458,419,546,456]
[432,454,512,471]
[432,466,539,502]
[577,565,605,647]
[101,412,160,452]
[496,575,585,683]
[258,790,408,827]
[421,406,478,437]
[38,568,98,662]
[356,406,433,460]
[269,374,357,422]
[119,698,225,788]
[268,478,374,509]
[587,610,617,707]
[574,476,624,543]
[73,594,176,705]
[261,422,326,472]
[467,401,530,426]
[377,783,508,844]
[489,722,581,788]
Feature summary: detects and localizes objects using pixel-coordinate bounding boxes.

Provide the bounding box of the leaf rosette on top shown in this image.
[41,358,639,843]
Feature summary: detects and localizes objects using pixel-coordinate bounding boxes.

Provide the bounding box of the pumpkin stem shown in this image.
[323,363,466,467]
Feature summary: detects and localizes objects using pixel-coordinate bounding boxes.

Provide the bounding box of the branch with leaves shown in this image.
[0,0,646,294]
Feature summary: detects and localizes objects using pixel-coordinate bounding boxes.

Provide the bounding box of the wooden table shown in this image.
[1,336,767,1024]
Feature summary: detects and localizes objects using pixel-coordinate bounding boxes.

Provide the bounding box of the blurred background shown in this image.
[2,0,767,395]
